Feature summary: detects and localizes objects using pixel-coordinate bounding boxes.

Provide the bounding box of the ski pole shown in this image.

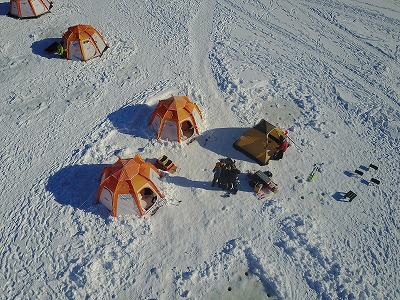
[287,135,302,152]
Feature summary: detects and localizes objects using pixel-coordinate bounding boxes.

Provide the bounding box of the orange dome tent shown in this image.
[97,155,164,217]
[62,24,107,61]
[9,0,52,18]
[149,95,202,142]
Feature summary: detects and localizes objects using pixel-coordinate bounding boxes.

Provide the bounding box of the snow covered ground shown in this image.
[1,0,399,299]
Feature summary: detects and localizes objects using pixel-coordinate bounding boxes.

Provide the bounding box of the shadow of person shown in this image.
[166,172,251,194]
[108,103,154,139]
[46,163,111,218]
[166,175,215,191]
[31,38,63,59]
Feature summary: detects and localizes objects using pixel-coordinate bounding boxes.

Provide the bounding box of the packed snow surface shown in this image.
[1,0,399,299]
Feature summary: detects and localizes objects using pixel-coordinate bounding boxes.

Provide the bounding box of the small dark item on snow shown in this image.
[369,164,378,171]
[221,191,231,198]
[186,137,196,145]
[370,178,380,185]
[343,190,357,202]
[150,206,160,216]
[354,169,364,176]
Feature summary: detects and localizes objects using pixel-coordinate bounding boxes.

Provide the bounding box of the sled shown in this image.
[155,155,177,173]
[248,170,278,194]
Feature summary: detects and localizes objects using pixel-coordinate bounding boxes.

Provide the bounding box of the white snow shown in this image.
[1,0,399,299]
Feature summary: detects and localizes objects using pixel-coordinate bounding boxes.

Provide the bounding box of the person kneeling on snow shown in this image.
[273,135,289,160]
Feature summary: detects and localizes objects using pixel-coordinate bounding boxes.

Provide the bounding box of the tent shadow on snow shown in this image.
[0,2,9,16]
[31,38,63,59]
[197,127,256,164]
[46,163,110,218]
[108,104,154,139]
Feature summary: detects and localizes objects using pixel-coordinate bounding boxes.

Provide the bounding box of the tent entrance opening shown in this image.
[181,121,194,139]
[139,188,157,211]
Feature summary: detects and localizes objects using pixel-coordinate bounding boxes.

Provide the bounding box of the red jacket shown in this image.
[277,140,289,152]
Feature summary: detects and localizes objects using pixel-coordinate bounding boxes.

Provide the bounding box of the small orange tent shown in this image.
[62,24,107,61]
[149,95,202,142]
[97,155,164,217]
[9,0,52,18]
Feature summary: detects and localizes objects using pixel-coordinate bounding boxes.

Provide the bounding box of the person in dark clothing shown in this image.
[227,166,241,194]
[212,162,222,187]
[219,165,229,190]
[225,157,234,167]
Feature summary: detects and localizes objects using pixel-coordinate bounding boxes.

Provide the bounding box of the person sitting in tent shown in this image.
[181,121,194,139]
[140,188,157,210]
[145,188,157,203]
[273,135,289,160]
